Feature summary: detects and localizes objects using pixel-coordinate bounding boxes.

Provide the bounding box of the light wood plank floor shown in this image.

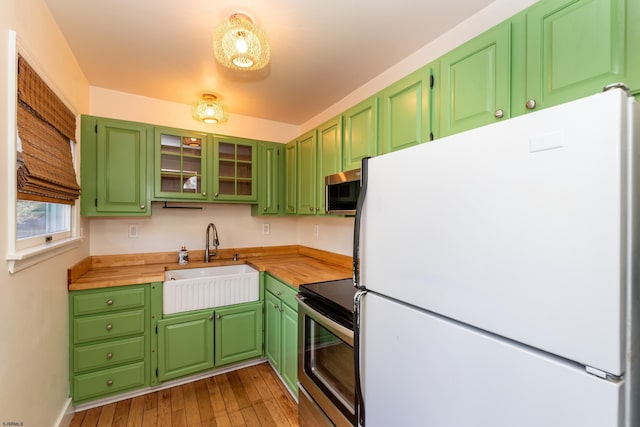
[69,362,299,427]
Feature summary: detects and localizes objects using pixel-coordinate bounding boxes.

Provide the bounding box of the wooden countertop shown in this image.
[68,245,352,291]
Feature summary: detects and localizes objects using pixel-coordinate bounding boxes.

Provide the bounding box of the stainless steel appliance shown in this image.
[325,168,361,215]
[297,278,357,426]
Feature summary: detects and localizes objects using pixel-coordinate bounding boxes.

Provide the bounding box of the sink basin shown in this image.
[163,264,259,315]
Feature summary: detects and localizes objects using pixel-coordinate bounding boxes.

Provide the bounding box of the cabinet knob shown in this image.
[202,192,207,197]
[494,109,504,119]
[263,207,267,212]
[209,315,214,321]
[274,304,279,310]
[525,99,537,110]
[106,299,113,306]
[106,324,113,331]
[309,207,314,212]
[140,204,145,210]
[214,192,219,197]
[216,314,221,320]
[106,352,113,359]
[279,308,284,313]
[106,380,113,386]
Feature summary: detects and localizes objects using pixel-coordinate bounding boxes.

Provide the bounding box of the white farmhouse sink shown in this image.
[163,264,259,315]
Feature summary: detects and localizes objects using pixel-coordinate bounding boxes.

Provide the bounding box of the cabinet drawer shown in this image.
[72,287,145,316]
[73,361,145,402]
[73,335,145,373]
[73,309,145,344]
[265,275,298,310]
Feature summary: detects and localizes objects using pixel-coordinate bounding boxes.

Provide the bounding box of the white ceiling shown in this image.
[44,0,496,125]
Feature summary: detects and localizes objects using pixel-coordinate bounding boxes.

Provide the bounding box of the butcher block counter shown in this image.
[68,245,352,291]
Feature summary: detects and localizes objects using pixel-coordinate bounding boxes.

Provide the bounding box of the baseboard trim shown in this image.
[53,397,74,427]
[71,358,267,413]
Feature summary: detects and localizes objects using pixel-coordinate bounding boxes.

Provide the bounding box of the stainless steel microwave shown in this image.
[325,168,361,215]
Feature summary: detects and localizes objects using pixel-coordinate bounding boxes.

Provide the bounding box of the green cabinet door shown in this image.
[520,0,639,114]
[285,140,297,214]
[157,310,214,382]
[252,141,283,216]
[379,65,433,152]
[343,96,379,171]
[154,127,208,201]
[264,290,282,371]
[211,136,257,202]
[297,130,318,215]
[214,301,263,366]
[316,116,343,214]
[280,301,298,395]
[80,116,151,216]
[439,22,511,137]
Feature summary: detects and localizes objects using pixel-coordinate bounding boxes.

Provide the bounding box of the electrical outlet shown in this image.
[128,224,138,238]
[313,224,319,237]
[262,223,270,235]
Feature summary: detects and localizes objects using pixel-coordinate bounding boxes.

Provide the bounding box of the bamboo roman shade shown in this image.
[16,55,80,204]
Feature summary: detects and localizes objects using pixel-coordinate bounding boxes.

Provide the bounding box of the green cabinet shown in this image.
[379,65,433,152]
[285,140,297,214]
[69,284,151,403]
[343,96,379,171]
[439,22,511,137]
[316,116,343,213]
[215,301,263,366]
[515,0,640,115]
[157,310,215,382]
[264,274,298,396]
[157,302,263,382]
[154,127,208,201]
[211,136,257,202]
[252,141,284,215]
[80,116,151,216]
[297,130,318,215]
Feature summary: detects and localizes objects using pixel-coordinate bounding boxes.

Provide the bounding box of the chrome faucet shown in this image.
[205,223,219,262]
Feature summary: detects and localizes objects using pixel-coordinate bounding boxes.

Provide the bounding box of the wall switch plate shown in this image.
[262,223,270,235]
[128,224,138,238]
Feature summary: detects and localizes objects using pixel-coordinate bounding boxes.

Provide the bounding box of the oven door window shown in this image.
[304,315,355,421]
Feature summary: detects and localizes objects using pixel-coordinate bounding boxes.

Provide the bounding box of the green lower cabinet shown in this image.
[215,301,263,366]
[69,284,151,404]
[264,274,298,397]
[157,310,215,382]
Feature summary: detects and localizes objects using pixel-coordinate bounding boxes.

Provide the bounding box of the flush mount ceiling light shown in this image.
[191,93,226,124]
[213,12,270,71]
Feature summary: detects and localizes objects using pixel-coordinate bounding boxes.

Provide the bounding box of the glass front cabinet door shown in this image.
[154,127,208,200]
[211,136,257,202]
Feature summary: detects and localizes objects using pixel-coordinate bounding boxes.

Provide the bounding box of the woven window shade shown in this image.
[16,55,80,204]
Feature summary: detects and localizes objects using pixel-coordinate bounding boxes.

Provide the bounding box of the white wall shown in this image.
[0,0,90,426]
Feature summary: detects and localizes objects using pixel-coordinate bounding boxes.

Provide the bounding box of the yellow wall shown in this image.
[0,0,90,426]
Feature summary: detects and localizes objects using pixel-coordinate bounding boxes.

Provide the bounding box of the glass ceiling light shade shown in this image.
[213,13,270,71]
[192,93,226,124]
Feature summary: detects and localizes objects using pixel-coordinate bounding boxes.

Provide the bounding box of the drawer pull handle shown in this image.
[106,299,113,306]
[106,324,113,331]
[106,352,113,359]
[107,380,113,386]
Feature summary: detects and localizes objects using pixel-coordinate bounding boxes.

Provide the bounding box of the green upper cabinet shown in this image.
[297,129,318,215]
[439,22,511,138]
[515,0,640,115]
[80,115,151,216]
[154,126,208,201]
[211,136,257,202]
[316,116,343,214]
[379,65,433,153]
[343,95,379,171]
[285,140,297,215]
[251,141,284,216]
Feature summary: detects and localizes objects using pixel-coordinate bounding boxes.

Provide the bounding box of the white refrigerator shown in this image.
[354,88,639,427]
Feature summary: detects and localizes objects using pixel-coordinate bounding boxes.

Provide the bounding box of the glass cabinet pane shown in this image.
[157,131,205,198]
[213,138,256,201]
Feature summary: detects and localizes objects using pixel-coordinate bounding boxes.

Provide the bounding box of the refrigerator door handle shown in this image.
[354,289,368,426]
[353,157,369,289]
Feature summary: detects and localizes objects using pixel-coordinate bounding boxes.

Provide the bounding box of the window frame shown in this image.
[6,32,82,274]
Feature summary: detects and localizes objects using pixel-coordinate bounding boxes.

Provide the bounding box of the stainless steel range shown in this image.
[297,278,357,427]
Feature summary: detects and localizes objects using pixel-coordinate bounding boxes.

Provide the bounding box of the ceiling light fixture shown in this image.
[213,13,270,71]
[191,93,225,124]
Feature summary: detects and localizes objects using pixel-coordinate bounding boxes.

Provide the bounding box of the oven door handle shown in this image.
[296,295,354,346]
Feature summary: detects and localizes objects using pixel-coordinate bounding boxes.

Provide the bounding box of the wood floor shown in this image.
[69,362,299,427]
